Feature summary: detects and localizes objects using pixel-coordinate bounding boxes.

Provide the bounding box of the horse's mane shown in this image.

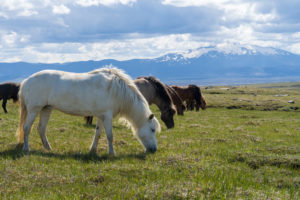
[90,67,142,99]
[89,67,156,132]
[165,85,185,106]
[139,76,172,106]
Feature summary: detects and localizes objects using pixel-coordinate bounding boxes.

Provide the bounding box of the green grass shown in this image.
[0,83,299,199]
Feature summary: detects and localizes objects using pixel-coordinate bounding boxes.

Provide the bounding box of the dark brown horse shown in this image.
[134,76,176,129]
[171,84,206,111]
[0,82,20,113]
[165,85,186,115]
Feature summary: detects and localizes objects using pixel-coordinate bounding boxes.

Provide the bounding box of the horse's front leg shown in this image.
[103,114,114,156]
[2,98,7,113]
[90,118,103,153]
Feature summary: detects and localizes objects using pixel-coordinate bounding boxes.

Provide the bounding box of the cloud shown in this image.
[0,31,30,47]
[52,5,71,15]
[0,0,300,63]
[75,0,137,7]
[0,33,211,63]
[0,0,38,17]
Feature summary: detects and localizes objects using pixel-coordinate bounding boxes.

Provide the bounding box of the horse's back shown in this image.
[20,70,111,115]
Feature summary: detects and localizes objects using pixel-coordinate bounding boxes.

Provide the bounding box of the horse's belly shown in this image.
[49,94,111,116]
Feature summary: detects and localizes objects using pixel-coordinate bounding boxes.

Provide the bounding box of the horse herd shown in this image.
[0,67,206,155]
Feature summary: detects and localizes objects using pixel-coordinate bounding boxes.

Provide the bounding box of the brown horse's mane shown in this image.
[165,85,185,108]
[137,76,172,106]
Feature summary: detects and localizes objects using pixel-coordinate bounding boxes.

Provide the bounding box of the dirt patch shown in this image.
[89,176,105,184]
[230,153,300,169]
[227,106,242,109]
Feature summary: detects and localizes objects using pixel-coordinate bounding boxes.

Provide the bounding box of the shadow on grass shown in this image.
[0,144,148,163]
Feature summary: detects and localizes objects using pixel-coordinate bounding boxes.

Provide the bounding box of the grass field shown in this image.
[0,82,299,199]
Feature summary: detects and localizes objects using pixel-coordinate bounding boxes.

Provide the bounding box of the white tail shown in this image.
[16,96,27,143]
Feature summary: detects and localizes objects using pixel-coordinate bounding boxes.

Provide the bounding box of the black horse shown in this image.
[0,82,20,113]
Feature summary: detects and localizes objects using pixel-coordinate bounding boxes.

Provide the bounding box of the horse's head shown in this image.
[200,96,207,110]
[161,107,176,129]
[176,103,186,116]
[137,114,161,153]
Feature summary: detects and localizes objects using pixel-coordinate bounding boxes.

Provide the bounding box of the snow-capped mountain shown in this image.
[1,45,300,85]
[155,44,293,62]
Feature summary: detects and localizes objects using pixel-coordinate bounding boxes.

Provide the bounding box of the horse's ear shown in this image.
[149,114,154,120]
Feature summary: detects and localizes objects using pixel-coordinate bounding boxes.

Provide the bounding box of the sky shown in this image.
[0,0,300,63]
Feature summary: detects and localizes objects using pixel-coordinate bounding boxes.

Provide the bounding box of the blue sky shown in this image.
[0,0,300,63]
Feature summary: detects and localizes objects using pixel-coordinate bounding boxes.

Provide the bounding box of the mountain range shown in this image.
[1,45,300,85]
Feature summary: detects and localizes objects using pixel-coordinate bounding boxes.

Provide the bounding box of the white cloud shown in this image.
[216,25,256,45]
[0,34,210,63]
[2,32,18,46]
[162,0,229,7]
[0,11,8,19]
[52,5,71,15]
[287,43,300,54]
[75,0,136,7]
[223,2,277,23]
[0,31,30,48]
[0,0,37,17]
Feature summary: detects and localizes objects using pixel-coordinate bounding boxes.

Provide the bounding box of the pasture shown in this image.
[0,82,299,199]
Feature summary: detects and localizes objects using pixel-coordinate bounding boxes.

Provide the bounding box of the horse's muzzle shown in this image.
[146,146,157,153]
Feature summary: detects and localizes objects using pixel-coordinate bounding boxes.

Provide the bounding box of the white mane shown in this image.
[90,67,157,133]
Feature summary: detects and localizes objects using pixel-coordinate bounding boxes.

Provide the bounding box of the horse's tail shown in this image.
[16,94,27,143]
[189,84,201,105]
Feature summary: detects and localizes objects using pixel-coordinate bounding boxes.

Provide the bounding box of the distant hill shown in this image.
[1,45,300,85]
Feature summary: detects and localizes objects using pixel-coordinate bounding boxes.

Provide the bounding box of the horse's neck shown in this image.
[152,96,169,112]
[118,92,150,130]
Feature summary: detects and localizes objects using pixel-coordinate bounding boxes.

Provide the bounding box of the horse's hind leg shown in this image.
[38,106,52,150]
[2,98,7,113]
[23,110,39,151]
[90,117,103,153]
[85,116,93,125]
[103,114,114,156]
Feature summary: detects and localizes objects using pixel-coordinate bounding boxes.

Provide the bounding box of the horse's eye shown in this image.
[151,128,155,132]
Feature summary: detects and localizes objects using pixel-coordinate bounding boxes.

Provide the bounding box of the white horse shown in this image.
[16,67,161,155]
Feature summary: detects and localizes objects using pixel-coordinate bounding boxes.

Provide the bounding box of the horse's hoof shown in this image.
[43,143,52,151]
[108,151,115,157]
[89,149,97,154]
[15,143,24,149]
[44,146,52,151]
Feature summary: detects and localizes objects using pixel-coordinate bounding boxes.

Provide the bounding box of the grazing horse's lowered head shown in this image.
[135,76,176,129]
[0,82,20,113]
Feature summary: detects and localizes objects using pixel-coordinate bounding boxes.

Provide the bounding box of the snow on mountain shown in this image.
[155,44,294,63]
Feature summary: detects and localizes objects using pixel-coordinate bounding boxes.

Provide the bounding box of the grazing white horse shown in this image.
[16,67,161,155]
